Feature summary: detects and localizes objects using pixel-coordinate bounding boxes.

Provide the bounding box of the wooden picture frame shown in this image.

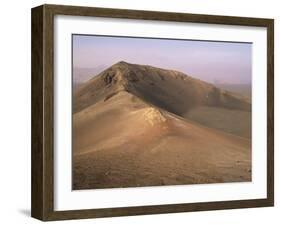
[31,4,274,221]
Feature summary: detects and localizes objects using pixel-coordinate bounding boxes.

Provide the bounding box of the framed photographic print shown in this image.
[31,4,274,221]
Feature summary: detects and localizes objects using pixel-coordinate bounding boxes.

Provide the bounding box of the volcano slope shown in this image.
[73,61,251,189]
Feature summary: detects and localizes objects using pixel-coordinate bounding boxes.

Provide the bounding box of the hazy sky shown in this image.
[73,34,252,84]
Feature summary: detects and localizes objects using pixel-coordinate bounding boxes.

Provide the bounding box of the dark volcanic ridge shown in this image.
[74,61,251,115]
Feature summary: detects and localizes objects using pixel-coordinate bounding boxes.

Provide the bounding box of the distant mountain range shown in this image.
[215,83,251,99]
[73,65,108,88]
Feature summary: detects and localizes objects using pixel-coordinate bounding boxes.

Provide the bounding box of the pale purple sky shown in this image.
[73,34,252,84]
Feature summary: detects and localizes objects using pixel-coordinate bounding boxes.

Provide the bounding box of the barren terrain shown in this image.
[73,61,251,189]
